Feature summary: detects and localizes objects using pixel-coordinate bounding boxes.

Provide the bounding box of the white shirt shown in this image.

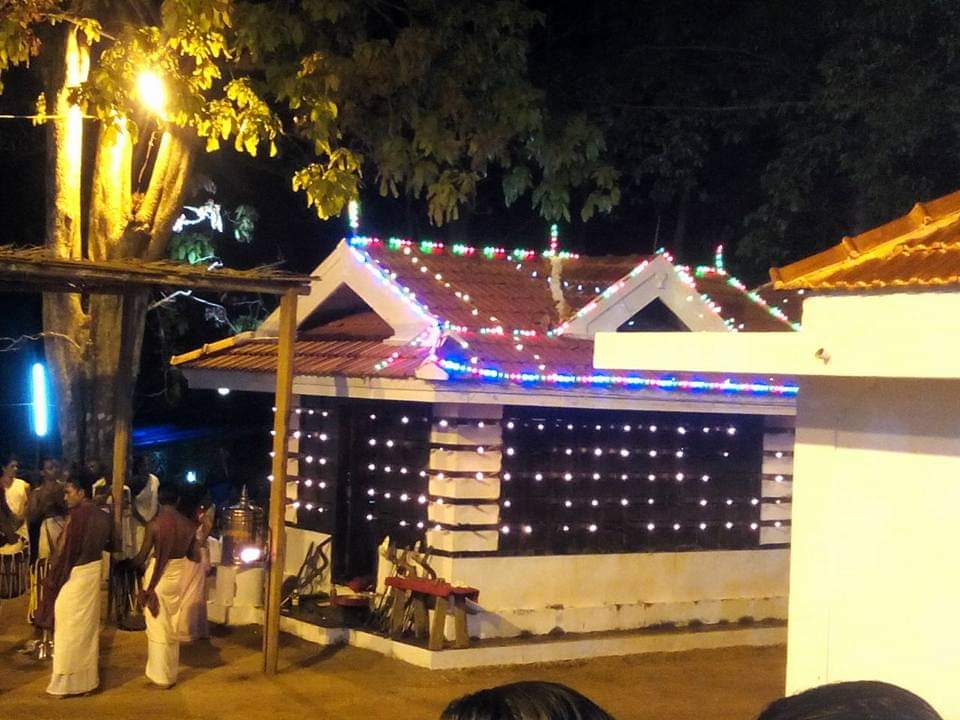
[1,477,29,552]
[134,473,160,524]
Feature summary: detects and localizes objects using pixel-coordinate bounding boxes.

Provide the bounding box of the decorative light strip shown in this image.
[693,256,800,331]
[349,245,436,321]
[372,328,435,372]
[348,200,360,233]
[348,235,565,261]
[550,258,652,336]
[437,359,799,396]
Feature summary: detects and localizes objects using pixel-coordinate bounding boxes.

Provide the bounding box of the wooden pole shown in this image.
[111,293,139,545]
[263,289,297,674]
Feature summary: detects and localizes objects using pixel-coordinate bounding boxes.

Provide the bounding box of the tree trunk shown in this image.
[42,27,195,471]
[43,27,91,464]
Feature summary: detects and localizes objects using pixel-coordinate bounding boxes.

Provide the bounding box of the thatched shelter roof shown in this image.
[0,245,312,296]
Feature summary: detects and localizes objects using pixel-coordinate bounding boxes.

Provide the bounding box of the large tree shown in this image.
[0,0,617,464]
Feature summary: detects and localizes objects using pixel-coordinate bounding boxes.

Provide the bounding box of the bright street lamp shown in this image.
[136,70,166,116]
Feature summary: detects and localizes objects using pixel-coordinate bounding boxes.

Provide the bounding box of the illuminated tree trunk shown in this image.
[43,27,194,468]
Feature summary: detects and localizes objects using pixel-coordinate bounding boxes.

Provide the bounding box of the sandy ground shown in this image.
[0,594,786,720]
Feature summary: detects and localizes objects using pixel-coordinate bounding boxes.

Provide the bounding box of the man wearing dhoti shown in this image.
[35,470,114,697]
[133,486,199,688]
[178,496,214,642]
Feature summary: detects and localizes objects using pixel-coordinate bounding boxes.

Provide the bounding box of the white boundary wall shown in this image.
[431,549,788,639]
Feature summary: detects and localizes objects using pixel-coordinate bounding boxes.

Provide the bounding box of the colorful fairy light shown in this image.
[347,200,360,234]
[437,359,797,396]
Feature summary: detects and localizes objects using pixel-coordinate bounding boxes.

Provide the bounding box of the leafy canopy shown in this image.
[1,0,618,226]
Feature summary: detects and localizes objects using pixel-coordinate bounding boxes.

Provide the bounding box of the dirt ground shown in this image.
[0,594,786,720]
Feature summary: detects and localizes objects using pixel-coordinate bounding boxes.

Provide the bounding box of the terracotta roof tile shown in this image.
[363,245,652,330]
[771,189,960,290]
[177,337,429,379]
[692,273,795,331]
[176,240,797,385]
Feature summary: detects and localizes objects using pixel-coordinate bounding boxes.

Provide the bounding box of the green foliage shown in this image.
[230,204,258,243]
[1,0,617,227]
[168,231,216,264]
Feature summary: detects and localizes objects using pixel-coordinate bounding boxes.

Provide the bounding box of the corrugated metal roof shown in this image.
[771,189,960,290]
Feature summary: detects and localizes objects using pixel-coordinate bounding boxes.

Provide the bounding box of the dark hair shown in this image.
[441,682,615,720]
[132,455,149,475]
[66,466,98,496]
[2,453,18,469]
[757,682,942,720]
[158,484,180,506]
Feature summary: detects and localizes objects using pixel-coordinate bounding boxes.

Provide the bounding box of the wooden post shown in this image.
[263,289,297,674]
[111,293,139,545]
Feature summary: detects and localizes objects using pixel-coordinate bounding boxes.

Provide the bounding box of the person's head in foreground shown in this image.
[441,681,615,720]
[757,681,942,720]
[64,468,97,509]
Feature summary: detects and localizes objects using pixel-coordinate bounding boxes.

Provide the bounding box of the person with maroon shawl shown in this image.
[131,485,199,688]
[36,470,113,697]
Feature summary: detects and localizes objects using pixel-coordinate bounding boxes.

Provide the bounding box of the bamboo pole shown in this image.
[263,289,297,674]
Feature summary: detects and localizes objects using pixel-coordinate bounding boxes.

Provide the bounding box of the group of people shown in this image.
[441,679,943,720]
[0,453,213,697]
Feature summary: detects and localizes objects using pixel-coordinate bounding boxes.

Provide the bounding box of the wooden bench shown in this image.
[384,576,479,650]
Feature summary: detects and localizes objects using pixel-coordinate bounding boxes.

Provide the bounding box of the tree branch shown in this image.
[0,332,84,353]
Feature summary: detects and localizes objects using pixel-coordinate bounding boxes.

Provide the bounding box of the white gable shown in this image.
[558,255,729,338]
[257,240,439,345]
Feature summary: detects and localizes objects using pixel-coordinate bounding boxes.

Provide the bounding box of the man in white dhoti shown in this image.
[133,486,199,688]
[178,498,213,642]
[36,470,114,697]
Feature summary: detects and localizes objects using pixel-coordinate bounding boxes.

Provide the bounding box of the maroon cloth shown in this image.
[138,506,196,617]
[34,500,108,630]
[384,576,479,601]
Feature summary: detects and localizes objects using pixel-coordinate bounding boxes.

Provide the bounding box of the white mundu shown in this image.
[46,560,102,696]
[144,557,186,687]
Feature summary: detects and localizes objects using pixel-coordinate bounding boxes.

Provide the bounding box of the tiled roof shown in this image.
[691,271,797,331]
[367,248,560,332]
[173,335,430,379]
[176,238,797,388]
[751,284,807,326]
[771,189,960,290]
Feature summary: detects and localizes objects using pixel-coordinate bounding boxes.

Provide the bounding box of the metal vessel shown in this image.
[220,485,265,564]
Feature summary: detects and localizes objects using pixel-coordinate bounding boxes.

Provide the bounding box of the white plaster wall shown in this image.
[429,549,788,638]
[787,375,960,718]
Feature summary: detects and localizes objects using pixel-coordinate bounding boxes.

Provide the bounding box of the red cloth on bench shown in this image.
[385,576,479,602]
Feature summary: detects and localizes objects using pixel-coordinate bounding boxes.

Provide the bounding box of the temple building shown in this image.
[174,233,803,654]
